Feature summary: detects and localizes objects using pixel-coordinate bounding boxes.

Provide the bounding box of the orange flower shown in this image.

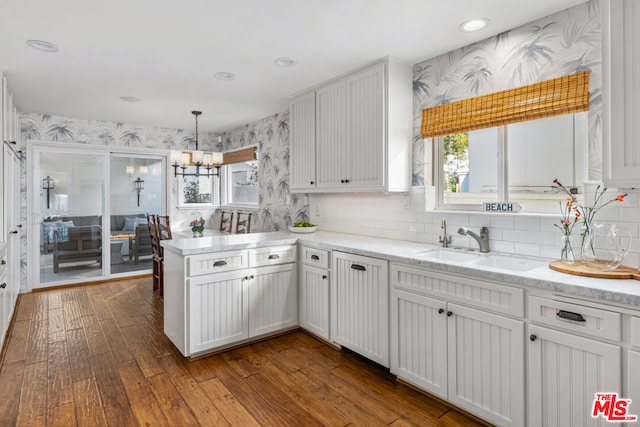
[617,195,625,202]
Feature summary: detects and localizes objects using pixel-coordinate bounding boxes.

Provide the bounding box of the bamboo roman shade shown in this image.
[221,147,257,165]
[420,71,590,139]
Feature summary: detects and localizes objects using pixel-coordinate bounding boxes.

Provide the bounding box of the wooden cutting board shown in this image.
[549,260,640,280]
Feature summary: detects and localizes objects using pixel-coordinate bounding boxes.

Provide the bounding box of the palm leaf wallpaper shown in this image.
[16,0,601,288]
[411,0,601,185]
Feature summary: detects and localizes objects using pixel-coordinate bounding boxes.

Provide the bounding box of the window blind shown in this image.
[221,147,257,165]
[420,71,590,139]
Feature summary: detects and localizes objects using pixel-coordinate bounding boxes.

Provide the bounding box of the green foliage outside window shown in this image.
[443,132,469,192]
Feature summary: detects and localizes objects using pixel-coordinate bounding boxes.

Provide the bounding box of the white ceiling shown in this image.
[0,0,588,133]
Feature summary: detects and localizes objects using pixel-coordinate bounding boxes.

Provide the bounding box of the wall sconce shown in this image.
[134,177,144,207]
[42,175,54,209]
[170,111,223,178]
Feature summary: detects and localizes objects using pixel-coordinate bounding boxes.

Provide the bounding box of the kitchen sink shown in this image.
[471,254,546,272]
[413,249,480,263]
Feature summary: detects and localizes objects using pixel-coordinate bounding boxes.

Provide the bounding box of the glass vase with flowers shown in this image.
[190,216,205,237]
[552,179,627,265]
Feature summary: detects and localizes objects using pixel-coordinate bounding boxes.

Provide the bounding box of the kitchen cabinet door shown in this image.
[289,91,317,191]
[331,251,389,367]
[315,79,347,189]
[603,0,640,186]
[390,288,447,399]
[528,324,621,427]
[447,303,525,427]
[299,264,330,340]
[188,271,248,354]
[346,61,385,189]
[248,263,297,338]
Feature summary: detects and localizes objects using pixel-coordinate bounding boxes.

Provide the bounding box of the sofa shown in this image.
[42,214,148,253]
[53,225,102,273]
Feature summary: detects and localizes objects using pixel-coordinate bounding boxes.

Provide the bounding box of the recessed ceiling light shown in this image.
[26,39,59,52]
[120,96,141,103]
[274,57,296,68]
[459,18,490,32]
[214,72,236,81]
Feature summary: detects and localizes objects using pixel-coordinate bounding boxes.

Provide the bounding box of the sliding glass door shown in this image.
[109,155,163,275]
[37,151,106,285]
[30,144,166,289]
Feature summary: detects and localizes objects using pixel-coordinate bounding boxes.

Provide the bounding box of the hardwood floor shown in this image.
[0,277,487,426]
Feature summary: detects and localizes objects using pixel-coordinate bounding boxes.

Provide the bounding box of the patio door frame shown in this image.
[26,140,168,291]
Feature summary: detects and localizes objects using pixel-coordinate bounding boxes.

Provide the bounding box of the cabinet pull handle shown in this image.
[310,181,315,185]
[10,230,18,234]
[0,260,5,265]
[10,141,16,145]
[0,283,6,289]
[213,260,227,267]
[530,334,537,342]
[345,179,350,183]
[310,254,320,261]
[556,310,586,322]
[249,275,254,280]
[268,254,280,260]
[438,308,444,314]
[446,311,453,317]
[322,275,328,279]
[350,264,366,271]
[340,179,345,183]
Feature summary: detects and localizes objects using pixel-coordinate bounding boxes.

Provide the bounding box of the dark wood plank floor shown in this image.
[0,277,487,426]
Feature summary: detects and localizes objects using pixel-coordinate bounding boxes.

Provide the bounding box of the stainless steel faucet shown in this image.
[439,218,452,248]
[458,226,490,253]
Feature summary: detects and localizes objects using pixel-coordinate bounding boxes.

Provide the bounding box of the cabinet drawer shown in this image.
[631,316,640,349]
[301,246,330,269]
[249,246,296,267]
[390,263,524,318]
[187,250,249,276]
[528,296,621,342]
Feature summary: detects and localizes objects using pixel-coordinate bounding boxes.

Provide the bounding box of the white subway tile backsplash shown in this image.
[490,215,515,230]
[309,189,640,264]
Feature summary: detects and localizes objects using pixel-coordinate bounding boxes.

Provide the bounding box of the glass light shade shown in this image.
[169,150,183,165]
[211,152,223,165]
[192,150,204,164]
[125,166,135,175]
[202,154,214,166]
[138,165,148,174]
[180,153,191,165]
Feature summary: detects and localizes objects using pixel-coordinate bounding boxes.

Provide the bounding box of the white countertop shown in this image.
[162,230,640,308]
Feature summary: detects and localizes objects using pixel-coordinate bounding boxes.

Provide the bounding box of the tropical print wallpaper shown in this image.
[219,111,309,231]
[411,0,601,185]
[18,110,302,289]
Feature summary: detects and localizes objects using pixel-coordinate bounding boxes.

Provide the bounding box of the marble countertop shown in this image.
[162,230,640,308]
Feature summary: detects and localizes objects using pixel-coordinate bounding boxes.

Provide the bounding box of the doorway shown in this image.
[28,143,166,289]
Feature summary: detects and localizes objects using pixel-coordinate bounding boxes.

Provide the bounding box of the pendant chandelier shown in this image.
[170,111,223,178]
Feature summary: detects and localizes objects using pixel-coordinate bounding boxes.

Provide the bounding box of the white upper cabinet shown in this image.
[2,73,20,154]
[289,91,317,190]
[289,57,412,193]
[602,0,640,186]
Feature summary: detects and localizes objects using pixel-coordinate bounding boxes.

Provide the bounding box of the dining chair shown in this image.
[235,212,252,234]
[219,211,234,233]
[146,214,162,294]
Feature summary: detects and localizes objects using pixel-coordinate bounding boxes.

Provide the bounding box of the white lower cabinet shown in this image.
[299,264,330,340]
[189,270,248,354]
[331,251,389,367]
[527,296,623,427]
[390,263,525,426]
[528,325,621,427]
[164,246,297,357]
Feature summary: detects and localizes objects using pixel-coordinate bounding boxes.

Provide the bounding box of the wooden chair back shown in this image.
[235,212,252,234]
[156,215,172,240]
[220,211,234,233]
